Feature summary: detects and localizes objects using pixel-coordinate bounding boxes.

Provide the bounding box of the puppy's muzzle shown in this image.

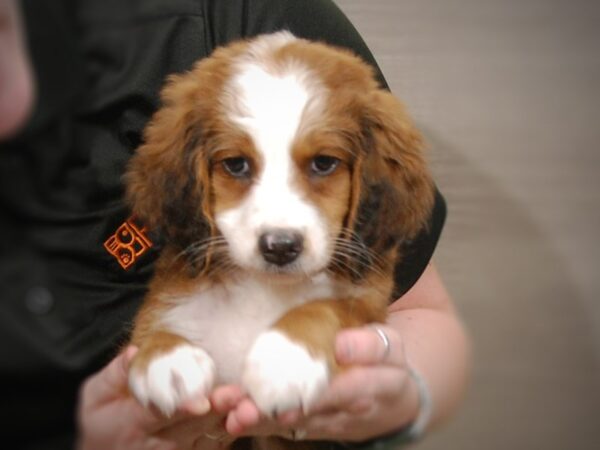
[259,229,304,266]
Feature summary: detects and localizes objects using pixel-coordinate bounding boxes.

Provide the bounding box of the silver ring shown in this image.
[372,325,391,362]
[290,428,307,441]
[204,431,226,441]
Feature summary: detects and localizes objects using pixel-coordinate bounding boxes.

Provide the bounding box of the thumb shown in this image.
[80,346,138,411]
[336,325,404,366]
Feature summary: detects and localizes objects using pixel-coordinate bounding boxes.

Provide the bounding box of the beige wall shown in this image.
[335,0,600,448]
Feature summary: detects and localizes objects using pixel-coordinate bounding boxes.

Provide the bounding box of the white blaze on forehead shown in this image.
[227,32,322,166]
[230,63,315,227]
[231,64,311,163]
[216,37,332,274]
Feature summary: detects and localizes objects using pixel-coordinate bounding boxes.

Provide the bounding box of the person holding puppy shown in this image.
[0,0,470,449]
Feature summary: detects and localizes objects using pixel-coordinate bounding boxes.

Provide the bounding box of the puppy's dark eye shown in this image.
[310,155,340,176]
[222,157,251,178]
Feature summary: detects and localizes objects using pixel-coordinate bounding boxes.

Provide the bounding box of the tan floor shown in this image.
[335,0,600,449]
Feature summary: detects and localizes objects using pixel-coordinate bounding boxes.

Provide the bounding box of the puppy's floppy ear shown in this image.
[347,89,435,270]
[124,74,212,254]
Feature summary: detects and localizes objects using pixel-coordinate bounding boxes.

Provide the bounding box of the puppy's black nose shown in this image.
[259,230,304,266]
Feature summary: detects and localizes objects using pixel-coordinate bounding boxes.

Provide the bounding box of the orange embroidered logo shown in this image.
[104,217,153,270]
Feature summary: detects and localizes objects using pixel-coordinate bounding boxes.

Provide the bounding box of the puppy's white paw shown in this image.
[242,330,329,415]
[129,345,216,416]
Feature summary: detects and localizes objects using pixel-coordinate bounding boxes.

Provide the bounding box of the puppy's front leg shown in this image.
[242,298,386,416]
[128,330,216,416]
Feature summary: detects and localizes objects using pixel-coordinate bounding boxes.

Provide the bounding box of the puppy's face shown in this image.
[126,32,434,281]
[212,62,353,276]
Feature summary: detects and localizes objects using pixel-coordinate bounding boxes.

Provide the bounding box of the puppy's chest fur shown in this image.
[159,273,337,384]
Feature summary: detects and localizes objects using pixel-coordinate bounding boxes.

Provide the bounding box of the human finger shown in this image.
[336,324,405,366]
[310,366,410,414]
[210,384,246,415]
[79,346,138,411]
[228,408,302,440]
[224,398,300,439]
[225,397,261,435]
[78,346,176,434]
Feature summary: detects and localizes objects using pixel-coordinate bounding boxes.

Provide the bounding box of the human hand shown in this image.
[211,324,420,443]
[77,346,229,450]
[0,0,35,139]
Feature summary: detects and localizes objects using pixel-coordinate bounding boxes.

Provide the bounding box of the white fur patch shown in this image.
[128,345,216,416]
[242,330,329,415]
[218,40,331,275]
[160,274,335,385]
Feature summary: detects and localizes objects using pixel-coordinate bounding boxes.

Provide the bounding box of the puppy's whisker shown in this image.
[184,237,227,256]
[332,241,383,268]
[330,246,388,280]
[165,237,231,274]
[171,236,228,264]
[332,236,388,271]
[327,255,366,281]
[338,227,364,242]
[187,239,226,255]
[333,232,380,254]
[336,228,391,261]
[190,245,229,268]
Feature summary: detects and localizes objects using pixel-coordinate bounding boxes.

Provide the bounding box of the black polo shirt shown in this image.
[0,0,445,448]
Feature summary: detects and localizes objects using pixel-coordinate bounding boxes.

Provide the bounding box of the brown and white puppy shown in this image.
[125,32,434,447]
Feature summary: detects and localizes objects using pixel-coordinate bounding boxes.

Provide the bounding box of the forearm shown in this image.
[388,264,471,429]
